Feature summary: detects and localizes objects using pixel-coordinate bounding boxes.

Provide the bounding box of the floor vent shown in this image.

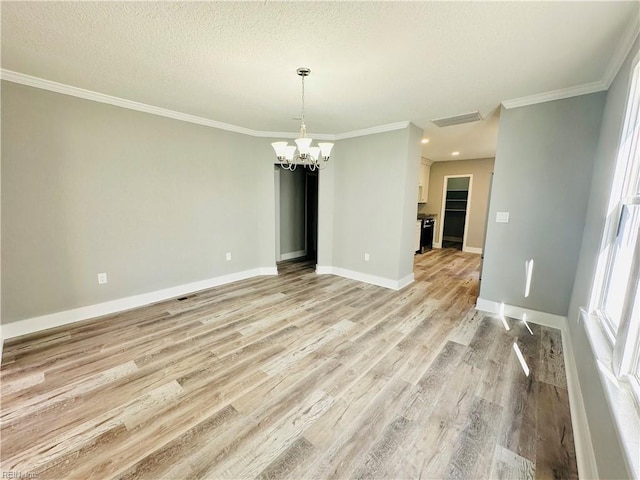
[431,111,483,127]
[176,295,196,301]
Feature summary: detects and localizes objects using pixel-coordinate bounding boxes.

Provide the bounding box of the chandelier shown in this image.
[271,67,333,171]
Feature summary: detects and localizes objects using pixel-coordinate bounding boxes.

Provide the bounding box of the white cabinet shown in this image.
[415,220,422,252]
[418,158,432,203]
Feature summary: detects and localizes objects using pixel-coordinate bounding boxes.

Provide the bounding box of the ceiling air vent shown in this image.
[431,111,483,127]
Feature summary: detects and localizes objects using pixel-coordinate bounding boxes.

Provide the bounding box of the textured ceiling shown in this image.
[1,1,637,161]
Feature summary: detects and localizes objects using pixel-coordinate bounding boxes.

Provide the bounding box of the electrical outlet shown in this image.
[364,253,370,261]
[97,273,108,284]
[226,252,232,261]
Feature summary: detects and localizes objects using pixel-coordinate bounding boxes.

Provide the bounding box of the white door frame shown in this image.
[438,174,474,252]
[274,166,314,263]
[274,166,281,262]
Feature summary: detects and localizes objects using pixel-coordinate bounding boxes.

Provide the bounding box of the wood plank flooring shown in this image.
[0,248,577,479]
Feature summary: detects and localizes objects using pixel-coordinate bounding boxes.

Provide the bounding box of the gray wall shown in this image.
[278,168,306,256]
[1,80,420,326]
[330,125,421,281]
[421,158,495,249]
[567,38,639,479]
[480,93,606,315]
[397,124,423,280]
[1,81,275,323]
[317,154,336,269]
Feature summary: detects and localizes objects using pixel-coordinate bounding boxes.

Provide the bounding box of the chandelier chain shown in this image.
[301,74,305,124]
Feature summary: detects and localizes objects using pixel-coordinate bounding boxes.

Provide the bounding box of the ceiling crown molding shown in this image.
[501,80,607,110]
[0,69,258,136]
[0,69,410,141]
[602,16,640,89]
[502,17,639,110]
[334,121,411,140]
[255,131,337,141]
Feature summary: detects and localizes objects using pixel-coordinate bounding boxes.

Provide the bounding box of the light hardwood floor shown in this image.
[0,249,577,479]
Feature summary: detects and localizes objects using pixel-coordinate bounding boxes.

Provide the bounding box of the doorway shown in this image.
[439,175,473,251]
[305,170,319,262]
[274,166,319,263]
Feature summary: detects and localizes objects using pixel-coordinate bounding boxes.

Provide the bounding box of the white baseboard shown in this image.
[474,298,565,329]
[280,250,307,261]
[396,273,415,290]
[259,267,278,275]
[475,297,597,479]
[316,266,413,290]
[432,242,481,254]
[563,316,599,480]
[0,267,278,342]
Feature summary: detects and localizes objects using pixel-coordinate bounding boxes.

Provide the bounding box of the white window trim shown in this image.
[586,51,640,478]
[592,224,637,347]
[582,309,640,478]
[590,54,640,374]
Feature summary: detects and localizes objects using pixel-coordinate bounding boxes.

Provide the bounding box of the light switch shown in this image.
[496,212,510,223]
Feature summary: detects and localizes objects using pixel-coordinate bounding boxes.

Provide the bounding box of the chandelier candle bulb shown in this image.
[285,146,296,161]
[318,142,334,158]
[295,137,312,155]
[271,142,288,158]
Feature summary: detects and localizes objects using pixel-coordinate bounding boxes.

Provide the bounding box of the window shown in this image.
[591,57,640,404]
